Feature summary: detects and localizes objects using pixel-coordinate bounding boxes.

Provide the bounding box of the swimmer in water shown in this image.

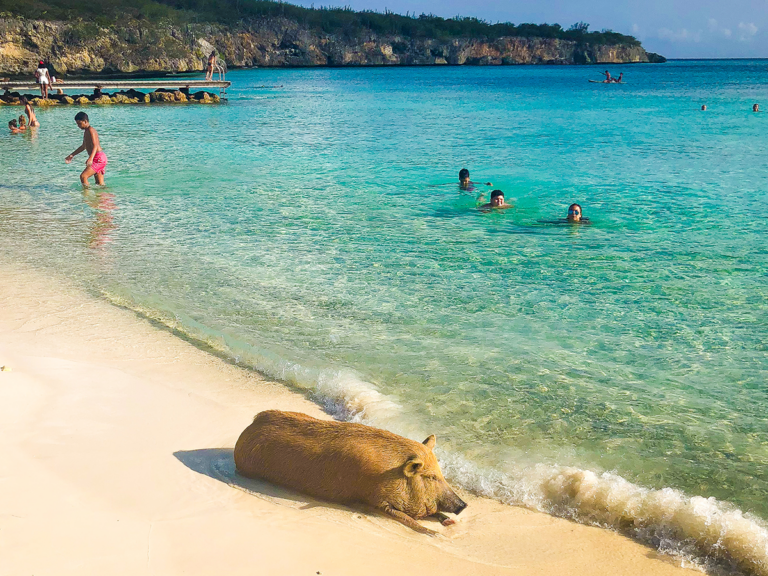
[479,190,512,211]
[753,103,760,112]
[567,203,590,223]
[8,119,25,133]
[701,105,707,111]
[459,168,492,190]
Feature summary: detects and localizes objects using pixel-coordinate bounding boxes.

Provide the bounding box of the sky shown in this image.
[292,0,767,58]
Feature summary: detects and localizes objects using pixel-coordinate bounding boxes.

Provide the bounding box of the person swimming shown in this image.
[459,168,492,191]
[701,105,707,111]
[753,103,760,112]
[567,203,590,223]
[537,203,591,225]
[479,190,512,211]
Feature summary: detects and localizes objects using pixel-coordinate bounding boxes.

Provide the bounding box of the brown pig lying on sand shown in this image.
[234,410,466,535]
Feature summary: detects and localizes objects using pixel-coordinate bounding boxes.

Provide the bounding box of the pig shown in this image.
[234,410,466,535]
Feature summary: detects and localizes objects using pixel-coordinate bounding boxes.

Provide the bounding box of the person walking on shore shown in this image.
[205,51,216,81]
[65,112,108,188]
[34,61,51,99]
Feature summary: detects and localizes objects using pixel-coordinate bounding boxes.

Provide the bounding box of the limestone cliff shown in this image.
[0,17,665,76]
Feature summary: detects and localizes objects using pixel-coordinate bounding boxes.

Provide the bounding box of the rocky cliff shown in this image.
[0,17,664,76]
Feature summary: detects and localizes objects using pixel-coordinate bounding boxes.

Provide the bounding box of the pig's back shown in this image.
[234,410,419,503]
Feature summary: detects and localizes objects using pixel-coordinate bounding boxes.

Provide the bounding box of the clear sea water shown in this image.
[2,60,768,573]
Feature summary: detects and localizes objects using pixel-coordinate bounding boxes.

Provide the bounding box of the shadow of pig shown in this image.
[174,447,458,533]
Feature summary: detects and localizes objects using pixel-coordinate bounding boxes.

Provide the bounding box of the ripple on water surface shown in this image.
[1,61,767,573]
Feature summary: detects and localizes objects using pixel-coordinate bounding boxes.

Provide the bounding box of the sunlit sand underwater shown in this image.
[2,60,767,573]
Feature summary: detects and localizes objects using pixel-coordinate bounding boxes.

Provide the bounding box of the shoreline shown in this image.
[0,259,700,576]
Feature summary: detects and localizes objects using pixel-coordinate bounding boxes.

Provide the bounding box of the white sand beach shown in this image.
[0,260,701,576]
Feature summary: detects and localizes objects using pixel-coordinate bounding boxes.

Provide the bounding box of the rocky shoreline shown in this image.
[0,17,664,76]
[0,88,221,105]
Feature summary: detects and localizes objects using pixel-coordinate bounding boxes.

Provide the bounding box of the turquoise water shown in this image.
[2,60,768,572]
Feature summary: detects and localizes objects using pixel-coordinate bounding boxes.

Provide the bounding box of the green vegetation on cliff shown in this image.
[0,0,640,47]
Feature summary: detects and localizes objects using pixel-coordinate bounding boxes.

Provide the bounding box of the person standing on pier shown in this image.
[34,61,51,99]
[205,51,217,81]
[65,112,108,188]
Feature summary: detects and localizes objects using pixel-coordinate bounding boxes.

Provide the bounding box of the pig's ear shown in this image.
[422,435,436,450]
[403,456,424,477]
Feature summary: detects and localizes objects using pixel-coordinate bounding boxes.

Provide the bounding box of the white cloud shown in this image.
[657,28,702,42]
[707,18,735,38]
[738,22,758,40]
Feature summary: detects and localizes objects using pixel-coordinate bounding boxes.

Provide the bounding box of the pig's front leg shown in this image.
[381,504,438,536]
[432,512,456,526]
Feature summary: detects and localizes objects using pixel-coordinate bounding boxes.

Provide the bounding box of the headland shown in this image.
[0,1,665,76]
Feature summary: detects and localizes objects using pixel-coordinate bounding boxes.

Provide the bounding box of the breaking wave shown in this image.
[104,291,768,576]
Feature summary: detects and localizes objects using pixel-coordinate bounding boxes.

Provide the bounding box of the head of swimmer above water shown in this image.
[490,190,506,207]
[567,203,583,222]
[459,168,470,187]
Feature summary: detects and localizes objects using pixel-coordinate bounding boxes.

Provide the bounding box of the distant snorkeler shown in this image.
[479,190,512,211]
[459,168,492,191]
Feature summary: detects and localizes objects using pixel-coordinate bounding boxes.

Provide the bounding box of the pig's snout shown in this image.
[440,489,467,515]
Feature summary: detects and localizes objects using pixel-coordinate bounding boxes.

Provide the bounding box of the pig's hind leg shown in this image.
[381,504,437,536]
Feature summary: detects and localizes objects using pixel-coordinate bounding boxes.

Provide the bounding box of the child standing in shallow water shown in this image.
[65,111,107,187]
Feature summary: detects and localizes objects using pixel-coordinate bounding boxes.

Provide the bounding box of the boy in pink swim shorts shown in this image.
[65,111,108,187]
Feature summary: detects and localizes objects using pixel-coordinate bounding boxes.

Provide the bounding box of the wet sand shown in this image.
[0,260,700,576]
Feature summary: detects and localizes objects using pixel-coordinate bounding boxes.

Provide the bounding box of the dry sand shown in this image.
[0,261,701,576]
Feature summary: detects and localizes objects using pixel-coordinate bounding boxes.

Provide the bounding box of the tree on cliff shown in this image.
[0,0,641,47]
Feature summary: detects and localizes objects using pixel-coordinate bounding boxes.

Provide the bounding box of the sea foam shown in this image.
[103,291,768,576]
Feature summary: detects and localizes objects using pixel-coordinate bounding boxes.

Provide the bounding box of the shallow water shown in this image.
[2,60,767,572]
